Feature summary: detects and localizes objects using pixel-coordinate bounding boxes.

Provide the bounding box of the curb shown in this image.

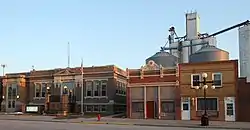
[79,121,131,126]
[133,123,243,130]
[0,118,247,129]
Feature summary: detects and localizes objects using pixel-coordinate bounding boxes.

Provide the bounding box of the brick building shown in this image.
[126,60,179,119]
[1,65,127,115]
[237,77,250,122]
[178,60,238,121]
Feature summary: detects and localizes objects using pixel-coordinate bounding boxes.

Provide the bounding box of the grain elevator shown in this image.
[239,25,250,82]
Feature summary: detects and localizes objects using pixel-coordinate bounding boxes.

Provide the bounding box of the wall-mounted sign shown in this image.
[26,106,38,112]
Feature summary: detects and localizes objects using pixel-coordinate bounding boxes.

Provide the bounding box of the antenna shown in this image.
[67,42,70,68]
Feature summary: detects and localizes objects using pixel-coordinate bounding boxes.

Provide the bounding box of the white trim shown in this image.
[195,97,219,111]
[84,78,109,81]
[191,74,201,88]
[128,82,177,87]
[144,86,147,119]
[158,86,161,119]
[84,96,108,99]
[212,72,223,88]
[129,73,176,78]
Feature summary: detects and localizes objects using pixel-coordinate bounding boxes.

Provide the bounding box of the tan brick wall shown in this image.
[179,60,238,121]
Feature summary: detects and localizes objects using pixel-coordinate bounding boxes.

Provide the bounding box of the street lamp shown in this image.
[16,95,20,99]
[46,86,51,113]
[194,72,215,126]
[63,86,68,94]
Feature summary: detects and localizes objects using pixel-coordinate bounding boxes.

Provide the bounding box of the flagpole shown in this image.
[81,58,84,116]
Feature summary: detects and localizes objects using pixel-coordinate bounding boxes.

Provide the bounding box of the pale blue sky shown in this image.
[0,0,249,73]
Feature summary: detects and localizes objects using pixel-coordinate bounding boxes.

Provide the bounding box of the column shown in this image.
[158,86,161,119]
[144,86,147,119]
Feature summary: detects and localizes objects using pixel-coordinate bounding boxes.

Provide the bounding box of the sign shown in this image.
[26,106,38,112]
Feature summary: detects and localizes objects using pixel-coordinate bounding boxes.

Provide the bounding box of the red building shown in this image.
[126,59,179,119]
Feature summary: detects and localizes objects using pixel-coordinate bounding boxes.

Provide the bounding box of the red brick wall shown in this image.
[237,77,250,122]
[129,75,176,83]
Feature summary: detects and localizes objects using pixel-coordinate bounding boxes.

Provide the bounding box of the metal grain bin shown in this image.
[146,51,178,67]
[189,45,229,63]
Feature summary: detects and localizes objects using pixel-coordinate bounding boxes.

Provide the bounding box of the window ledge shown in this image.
[85,96,108,99]
[33,97,45,100]
[196,110,218,117]
[116,93,126,96]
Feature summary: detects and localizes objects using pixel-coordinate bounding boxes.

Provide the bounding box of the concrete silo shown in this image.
[239,25,250,81]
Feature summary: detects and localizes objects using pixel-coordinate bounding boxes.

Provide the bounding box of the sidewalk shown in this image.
[74,117,250,129]
[0,115,250,129]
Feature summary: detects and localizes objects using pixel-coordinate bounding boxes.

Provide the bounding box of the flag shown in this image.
[81,58,83,75]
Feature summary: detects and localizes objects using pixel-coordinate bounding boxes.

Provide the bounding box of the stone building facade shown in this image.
[1,65,127,115]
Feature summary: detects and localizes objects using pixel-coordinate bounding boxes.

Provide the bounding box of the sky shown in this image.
[0,0,249,74]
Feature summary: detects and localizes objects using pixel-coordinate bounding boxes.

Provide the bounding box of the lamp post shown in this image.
[46,86,51,113]
[63,86,68,95]
[62,86,68,116]
[194,72,216,126]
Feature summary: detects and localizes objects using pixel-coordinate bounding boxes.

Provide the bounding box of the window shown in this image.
[8,87,12,99]
[101,80,107,96]
[86,81,93,97]
[213,73,222,87]
[132,102,144,112]
[93,81,100,96]
[93,105,99,112]
[12,101,15,108]
[226,103,234,116]
[116,82,119,94]
[121,83,125,95]
[197,98,218,111]
[161,101,175,113]
[41,83,46,97]
[191,74,200,87]
[183,103,189,110]
[35,84,41,97]
[86,105,93,112]
[100,105,107,112]
[12,88,17,97]
[8,101,11,108]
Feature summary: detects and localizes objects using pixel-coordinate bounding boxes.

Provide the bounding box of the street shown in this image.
[0,120,239,130]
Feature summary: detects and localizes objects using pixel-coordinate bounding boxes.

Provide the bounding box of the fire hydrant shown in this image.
[97,114,101,121]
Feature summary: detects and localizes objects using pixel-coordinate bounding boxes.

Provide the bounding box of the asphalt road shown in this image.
[0,120,239,130]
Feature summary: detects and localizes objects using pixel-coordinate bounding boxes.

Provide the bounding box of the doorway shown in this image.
[146,101,155,119]
[224,97,235,121]
[181,97,190,120]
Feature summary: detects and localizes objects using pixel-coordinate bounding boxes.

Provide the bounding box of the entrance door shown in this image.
[224,97,235,121]
[146,101,155,119]
[181,97,190,120]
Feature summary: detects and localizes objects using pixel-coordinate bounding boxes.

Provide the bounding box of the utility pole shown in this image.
[80,58,84,116]
[67,42,70,68]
